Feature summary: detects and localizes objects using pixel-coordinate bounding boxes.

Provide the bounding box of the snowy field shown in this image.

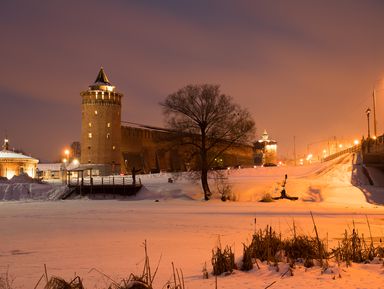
[1,154,384,288]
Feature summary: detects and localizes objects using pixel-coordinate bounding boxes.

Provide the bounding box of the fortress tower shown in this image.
[80,68,123,175]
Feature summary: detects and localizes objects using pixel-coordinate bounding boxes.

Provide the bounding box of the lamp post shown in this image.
[62,148,70,184]
[366,108,371,139]
[372,90,377,138]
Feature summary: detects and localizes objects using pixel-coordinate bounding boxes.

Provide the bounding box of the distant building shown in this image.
[253,130,277,165]
[70,141,81,159]
[0,138,39,179]
[37,163,62,180]
[79,68,255,175]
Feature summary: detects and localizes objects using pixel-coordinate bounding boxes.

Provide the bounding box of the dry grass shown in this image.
[211,245,235,275]
[0,268,14,289]
[44,276,84,289]
[250,225,282,263]
[236,216,384,273]
[332,226,384,265]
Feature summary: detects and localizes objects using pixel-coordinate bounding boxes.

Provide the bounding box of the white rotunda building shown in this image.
[0,138,39,179]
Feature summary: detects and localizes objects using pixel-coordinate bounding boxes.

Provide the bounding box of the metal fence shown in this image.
[322,144,361,162]
[68,175,138,186]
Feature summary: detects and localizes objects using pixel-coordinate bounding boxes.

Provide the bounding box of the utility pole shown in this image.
[293,136,297,166]
[373,90,377,137]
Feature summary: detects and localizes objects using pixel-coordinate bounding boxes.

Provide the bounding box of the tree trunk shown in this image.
[201,129,211,200]
[201,167,211,200]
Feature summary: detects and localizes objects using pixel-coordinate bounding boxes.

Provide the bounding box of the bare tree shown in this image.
[160,84,255,200]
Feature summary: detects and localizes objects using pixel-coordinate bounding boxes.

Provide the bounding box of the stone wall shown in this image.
[120,125,254,173]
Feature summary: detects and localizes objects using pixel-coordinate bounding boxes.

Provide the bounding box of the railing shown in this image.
[67,175,139,186]
[322,134,384,162]
[322,144,361,162]
[62,175,142,198]
[361,135,384,155]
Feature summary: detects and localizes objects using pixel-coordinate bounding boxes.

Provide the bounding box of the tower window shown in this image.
[112,145,116,150]
[106,133,110,139]
[88,122,92,128]
[88,146,91,150]
[94,110,98,115]
[107,122,111,128]
[88,133,92,139]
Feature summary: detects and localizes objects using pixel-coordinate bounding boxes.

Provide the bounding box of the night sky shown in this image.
[1,0,384,162]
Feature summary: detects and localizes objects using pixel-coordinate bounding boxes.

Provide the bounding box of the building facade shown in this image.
[0,138,39,179]
[80,68,123,175]
[80,69,256,175]
[253,130,278,165]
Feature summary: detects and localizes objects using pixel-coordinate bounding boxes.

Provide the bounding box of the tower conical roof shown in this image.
[262,129,269,141]
[2,138,9,150]
[94,67,111,85]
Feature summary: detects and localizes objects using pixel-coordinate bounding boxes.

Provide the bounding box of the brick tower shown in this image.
[80,68,123,175]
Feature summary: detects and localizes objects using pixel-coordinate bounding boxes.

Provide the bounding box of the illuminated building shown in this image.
[80,68,123,175]
[253,130,278,166]
[0,138,39,179]
[79,68,255,175]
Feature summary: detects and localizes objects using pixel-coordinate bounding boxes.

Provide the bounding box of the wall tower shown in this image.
[80,68,123,174]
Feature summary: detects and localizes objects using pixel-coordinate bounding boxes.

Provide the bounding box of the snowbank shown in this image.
[1,153,383,207]
[131,154,380,207]
[0,183,67,201]
[1,154,384,288]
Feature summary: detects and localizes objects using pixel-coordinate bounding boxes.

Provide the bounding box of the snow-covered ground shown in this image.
[1,154,384,288]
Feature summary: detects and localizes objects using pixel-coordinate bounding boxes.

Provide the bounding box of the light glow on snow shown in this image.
[1,154,384,288]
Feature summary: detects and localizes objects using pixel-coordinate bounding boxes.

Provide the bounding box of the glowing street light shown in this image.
[306,153,313,164]
[366,108,371,139]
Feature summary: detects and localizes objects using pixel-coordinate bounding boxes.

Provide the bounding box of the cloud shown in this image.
[0,86,79,161]
[1,0,384,160]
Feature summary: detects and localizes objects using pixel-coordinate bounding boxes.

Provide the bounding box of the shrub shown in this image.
[250,226,282,262]
[283,235,320,267]
[259,193,274,202]
[211,245,235,275]
[241,243,253,271]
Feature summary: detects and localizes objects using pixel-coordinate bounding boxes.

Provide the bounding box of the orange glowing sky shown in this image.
[1,0,384,161]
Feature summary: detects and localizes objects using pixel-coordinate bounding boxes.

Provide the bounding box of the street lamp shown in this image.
[366,108,371,139]
[64,149,70,160]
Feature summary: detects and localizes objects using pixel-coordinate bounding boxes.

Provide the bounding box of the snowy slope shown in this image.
[1,154,384,289]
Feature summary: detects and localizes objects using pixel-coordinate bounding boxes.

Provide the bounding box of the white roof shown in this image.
[0,149,39,162]
[37,163,62,171]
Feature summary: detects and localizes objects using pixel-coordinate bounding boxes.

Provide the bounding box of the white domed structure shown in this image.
[0,138,39,179]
